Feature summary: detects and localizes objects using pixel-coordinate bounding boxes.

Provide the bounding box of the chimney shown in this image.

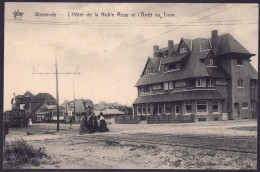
[153,45,159,57]
[168,40,174,57]
[211,30,218,55]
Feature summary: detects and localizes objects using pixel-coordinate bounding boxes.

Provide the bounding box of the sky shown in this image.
[4,3,259,111]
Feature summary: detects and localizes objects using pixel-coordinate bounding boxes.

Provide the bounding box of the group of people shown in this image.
[79,112,109,134]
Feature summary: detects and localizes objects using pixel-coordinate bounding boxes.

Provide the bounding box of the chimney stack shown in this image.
[211,30,218,55]
[168,40,174,57]
[153,45,159,57]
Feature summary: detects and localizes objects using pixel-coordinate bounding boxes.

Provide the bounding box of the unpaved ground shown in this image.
[4,119,257,169]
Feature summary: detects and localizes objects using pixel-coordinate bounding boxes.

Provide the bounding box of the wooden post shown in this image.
[55,56,60,131]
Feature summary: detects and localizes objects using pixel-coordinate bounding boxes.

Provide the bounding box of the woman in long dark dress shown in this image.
[99,112,109,132]
[79,116,89,134]
[88,113,96,133]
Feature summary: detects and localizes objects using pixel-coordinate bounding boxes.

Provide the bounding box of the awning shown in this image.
[133,90,224,104]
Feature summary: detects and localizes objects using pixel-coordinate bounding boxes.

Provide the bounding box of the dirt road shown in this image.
[4,119,257,169]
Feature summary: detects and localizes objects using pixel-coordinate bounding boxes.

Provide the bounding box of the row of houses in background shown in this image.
[10,91,129,123]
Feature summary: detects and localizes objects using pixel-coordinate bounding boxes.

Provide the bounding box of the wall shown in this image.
[230,56,252,119]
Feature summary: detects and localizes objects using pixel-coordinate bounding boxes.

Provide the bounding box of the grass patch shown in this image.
[4,138,47,168]
[229,126,257,131]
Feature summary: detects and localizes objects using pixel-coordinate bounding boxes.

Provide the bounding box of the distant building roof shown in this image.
[94,108,125,115]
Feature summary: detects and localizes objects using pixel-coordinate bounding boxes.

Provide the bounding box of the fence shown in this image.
[115,115,141,124]
[147,115,195,124]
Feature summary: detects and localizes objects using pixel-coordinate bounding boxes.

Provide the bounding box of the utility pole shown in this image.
[73,80,76,123]
[32,54,80,131]
[55,56,60,131]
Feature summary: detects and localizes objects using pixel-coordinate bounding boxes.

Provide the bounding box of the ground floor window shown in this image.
[242,102,248,109]
[198,117,206,121]
[175,105,180,115]
[165,106,172,114]
[214,117,219,121]
[185,101,191,113]
[197,100,207,113]
[212,100,219,113]
[147,107,151,114]
[138,106,142,115]
[158,106,162,114]
[142,106,146,114]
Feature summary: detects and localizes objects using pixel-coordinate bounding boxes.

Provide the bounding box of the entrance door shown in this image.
[234,103,239,117]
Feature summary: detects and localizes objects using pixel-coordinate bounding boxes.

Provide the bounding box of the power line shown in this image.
[5,19,257,26]
[5,17,257,25]
[124,4,241,49]
[189,3,222,17]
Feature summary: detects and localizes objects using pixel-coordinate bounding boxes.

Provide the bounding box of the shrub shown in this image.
[4,138,47,168]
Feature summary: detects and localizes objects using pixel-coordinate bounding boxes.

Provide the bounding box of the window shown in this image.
[169,82,174,90]
[212,100,219,113]
[238,79,244,87]
[188,79,195,87]
[237,59,243,65]
[251,103,255,111]
[175,105,180,114]
[180,47,187,54]
[164,82,174,91]
[197,100,207,113]
[169,63,176,70]
[199,118,206,121]
[165,106,172,114]
[143,86,150,93]
[242,102,248,109]
[207,78,214,87]
[214,117,219,121]
[147,107,151,114]
[158,106,162,114]
[209,59,214,66]
[164,82,169,91]
[196,78,206,87]
[138,106,142,114]
[250,81,255,88]
[175,81,186,87]
[148,68,155,74]
[153,84,162,90]
[163,50,168,57]
[185,101,192,114]
[164,63,180,72]
[142,107,146,114]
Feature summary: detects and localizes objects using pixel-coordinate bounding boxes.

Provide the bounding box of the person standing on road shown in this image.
[98,112,109,132]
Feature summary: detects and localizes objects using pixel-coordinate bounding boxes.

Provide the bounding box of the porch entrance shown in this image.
[234,103,239,117]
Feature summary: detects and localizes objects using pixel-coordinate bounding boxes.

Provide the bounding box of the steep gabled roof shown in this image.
[162,53,190,64]
[183,39,192,50]
[248,63,258,80]
[141,57,160,76]
[216,33,251,55]
[135,32,256,87]
[24,91,34,97]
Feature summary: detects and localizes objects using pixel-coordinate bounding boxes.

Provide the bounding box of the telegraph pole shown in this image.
[73,80,76,123]
[55,56,60,131]
[32,54,80,131]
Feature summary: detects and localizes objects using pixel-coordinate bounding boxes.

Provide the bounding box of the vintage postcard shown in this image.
[3,2,258,169]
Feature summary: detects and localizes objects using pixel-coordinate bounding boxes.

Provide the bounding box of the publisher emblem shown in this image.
[13,9,24,20]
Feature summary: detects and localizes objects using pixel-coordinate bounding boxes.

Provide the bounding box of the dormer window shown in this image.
[180,47,187,54]
[163,50,168,57]
[145,68,155,75]
[206,57,217,67]
[164,63,180,72]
